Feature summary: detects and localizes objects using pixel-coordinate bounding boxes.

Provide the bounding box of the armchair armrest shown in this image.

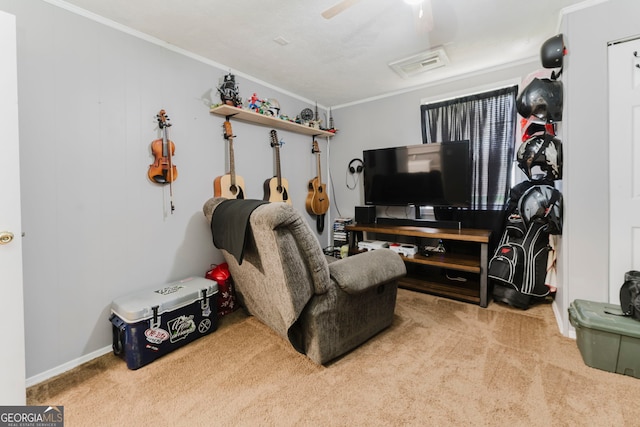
[329,248,406,295]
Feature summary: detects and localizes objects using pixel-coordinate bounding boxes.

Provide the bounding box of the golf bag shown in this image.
[489,181,563,309]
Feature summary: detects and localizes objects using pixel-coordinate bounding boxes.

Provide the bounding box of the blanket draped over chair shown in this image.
[204,197,406,364]
[210,199,267,264]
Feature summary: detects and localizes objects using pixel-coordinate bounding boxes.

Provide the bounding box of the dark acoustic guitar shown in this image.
[305,140,329,216]
[263,129,291,204]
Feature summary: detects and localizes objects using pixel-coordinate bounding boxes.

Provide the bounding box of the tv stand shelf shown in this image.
[345,223,491,307]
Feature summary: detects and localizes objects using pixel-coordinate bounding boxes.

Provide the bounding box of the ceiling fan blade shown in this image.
[423,0,433,29]
[414,0,434,33]
[321,0,363,19]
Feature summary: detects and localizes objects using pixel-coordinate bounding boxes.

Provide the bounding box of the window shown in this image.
[421,85,518,210]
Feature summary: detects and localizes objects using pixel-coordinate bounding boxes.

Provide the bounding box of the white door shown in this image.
[609,38,640,303]
[0,10,26,405]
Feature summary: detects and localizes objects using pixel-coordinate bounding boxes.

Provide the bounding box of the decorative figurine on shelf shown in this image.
[258,99,272,115]
[217,73,242,107]
[328,108,336,132]
[264,98,280,117]
[309,119,322,130]
[299,108,314,124]
[247,92,262,111]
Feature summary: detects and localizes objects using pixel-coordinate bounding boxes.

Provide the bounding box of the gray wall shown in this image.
[559,0,639,329]
[1,0,329,379]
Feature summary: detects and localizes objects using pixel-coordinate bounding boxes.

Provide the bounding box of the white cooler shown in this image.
[109,277,218,369]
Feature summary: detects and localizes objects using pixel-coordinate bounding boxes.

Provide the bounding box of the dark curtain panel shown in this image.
[420,86,517,210]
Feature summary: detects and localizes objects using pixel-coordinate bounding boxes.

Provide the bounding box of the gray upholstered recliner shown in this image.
[203,197,406,364]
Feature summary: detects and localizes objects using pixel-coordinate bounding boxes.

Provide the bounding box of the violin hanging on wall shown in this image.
[148,109,177,213]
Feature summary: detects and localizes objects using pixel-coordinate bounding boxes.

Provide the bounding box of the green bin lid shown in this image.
[569,299,640,339]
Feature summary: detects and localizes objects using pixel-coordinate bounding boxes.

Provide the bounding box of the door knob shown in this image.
[0,231,14,245]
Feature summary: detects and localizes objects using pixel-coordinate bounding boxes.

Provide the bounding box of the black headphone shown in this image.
[348,158,364,174]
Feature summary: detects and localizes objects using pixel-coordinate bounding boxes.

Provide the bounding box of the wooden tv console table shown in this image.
[345,223,491,307]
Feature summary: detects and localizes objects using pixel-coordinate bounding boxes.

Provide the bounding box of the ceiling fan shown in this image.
[321,0,363,19]
[322,0,433,26]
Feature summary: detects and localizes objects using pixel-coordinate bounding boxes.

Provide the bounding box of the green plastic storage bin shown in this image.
[569,299,640,378]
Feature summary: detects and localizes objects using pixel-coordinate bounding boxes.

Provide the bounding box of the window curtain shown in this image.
[420,86,518,210]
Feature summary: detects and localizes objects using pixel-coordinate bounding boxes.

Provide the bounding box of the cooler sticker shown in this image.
[167,315,196,343]
[198,318,212,334]
[202,306,211,317]
[154,285,186,296]
[145,327,170,344]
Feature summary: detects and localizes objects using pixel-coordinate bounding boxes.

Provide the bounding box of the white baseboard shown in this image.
[551,299,565,335]
[26,345,113,388]
[551,299,577,340]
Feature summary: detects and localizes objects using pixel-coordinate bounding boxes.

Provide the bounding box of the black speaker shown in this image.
[355,206,376,224]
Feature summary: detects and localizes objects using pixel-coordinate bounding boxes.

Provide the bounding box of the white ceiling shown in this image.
[57,0,588,107]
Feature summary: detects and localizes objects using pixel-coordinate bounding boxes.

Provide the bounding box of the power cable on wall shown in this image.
[326,139,343,218]
[346,166,360,190]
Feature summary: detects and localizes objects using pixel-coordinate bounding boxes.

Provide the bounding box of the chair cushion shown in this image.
[329,249,406,294]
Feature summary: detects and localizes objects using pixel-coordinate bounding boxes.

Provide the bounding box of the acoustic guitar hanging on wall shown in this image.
[214,120,245,199]
[263,129,291,204]
[305,140,329,216]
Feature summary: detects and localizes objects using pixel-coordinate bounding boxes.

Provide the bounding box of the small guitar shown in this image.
[214,120,245,199]
[305,140,330,216]
[263,129,291,204]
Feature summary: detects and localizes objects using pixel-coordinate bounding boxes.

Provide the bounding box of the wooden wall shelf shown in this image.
[210,104,335,138]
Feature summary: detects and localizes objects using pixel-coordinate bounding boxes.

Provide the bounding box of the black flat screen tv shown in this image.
[363,141,471,207]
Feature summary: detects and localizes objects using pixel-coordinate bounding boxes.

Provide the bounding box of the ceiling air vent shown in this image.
[388,47,449,79]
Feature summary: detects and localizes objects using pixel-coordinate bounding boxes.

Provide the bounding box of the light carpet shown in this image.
[27,289,640,426]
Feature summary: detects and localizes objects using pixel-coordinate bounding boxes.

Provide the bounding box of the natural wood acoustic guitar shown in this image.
[263,129,291,204]
[214,120,245,199]
[305,140,330,216]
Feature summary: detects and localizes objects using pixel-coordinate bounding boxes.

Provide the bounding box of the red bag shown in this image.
[205,263,238,317]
